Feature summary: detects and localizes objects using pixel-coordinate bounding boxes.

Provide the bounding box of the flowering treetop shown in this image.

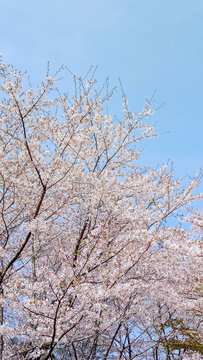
[0,55,202,359]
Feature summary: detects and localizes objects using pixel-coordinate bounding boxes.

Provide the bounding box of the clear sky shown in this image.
[0,0,202,189]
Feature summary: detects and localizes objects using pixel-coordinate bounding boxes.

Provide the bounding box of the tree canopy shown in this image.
[0,56,202,359]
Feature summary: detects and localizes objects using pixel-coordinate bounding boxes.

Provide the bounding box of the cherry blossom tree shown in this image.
[0,55,202,359]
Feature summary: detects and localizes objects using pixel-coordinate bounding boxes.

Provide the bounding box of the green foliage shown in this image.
[166,340,203,354]
[160,318,203,355]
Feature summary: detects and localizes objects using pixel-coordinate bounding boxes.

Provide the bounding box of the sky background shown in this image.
[0,0,202,193]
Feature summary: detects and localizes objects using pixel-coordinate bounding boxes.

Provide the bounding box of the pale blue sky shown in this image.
[0,0,202,187]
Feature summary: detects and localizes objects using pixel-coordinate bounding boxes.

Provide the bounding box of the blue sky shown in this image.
[0,0,202,189]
